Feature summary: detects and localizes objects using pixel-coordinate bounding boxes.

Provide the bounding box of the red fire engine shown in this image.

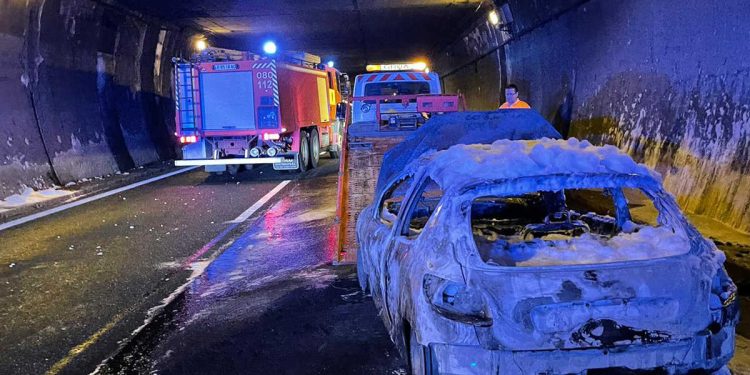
[173,48,348,174]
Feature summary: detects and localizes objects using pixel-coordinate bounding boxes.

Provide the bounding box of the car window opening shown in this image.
[470,187,688,267]
[404,177,443,238]
[379,176,414,226]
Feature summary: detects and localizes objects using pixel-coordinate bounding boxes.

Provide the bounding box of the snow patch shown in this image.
[0,186,73,209]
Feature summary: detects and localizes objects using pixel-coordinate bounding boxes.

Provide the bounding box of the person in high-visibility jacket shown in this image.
[498,84,531,109]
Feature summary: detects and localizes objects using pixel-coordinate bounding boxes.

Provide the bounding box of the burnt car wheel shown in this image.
[408,329,435,375]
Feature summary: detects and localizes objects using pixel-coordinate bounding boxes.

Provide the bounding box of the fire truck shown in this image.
[172,48,348,174]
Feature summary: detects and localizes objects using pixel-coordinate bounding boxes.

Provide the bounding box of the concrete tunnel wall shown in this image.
[435,0,750,232]
[0,0,193,199]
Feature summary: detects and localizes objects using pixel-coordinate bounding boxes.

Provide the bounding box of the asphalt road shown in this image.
[98,163,405,374]
[1,156,748,374]
[0,161,317,375]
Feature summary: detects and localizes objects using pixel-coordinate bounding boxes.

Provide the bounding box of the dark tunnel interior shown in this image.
[1,0,750,256]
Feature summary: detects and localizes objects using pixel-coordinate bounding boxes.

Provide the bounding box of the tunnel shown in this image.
[2,0,748,231]
[1,1,749,374]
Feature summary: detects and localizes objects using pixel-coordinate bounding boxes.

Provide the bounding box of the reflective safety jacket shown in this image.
[499,100,531,109]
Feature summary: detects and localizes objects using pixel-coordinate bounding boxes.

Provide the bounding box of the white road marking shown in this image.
[91,181,291,374]
[227,180,291,223]
[0,166,199,233]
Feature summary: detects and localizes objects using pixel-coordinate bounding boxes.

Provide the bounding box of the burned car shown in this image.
[356,138,738,374]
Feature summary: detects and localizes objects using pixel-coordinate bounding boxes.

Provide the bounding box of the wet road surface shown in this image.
[97,162,406,374]
[0,161,320,374]
[2,155,749,374]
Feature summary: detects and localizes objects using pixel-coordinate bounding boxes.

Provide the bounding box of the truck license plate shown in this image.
[273,157,299,171]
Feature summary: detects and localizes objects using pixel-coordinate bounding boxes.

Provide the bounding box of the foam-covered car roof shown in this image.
[412,138,661,191]
[376,110,562,194]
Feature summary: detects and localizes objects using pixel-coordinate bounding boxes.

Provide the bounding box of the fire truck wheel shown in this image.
[310,128,320,169]
[297,131,310,173]
[227,164,241,176]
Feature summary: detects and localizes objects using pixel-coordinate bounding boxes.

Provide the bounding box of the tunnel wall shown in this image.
[0,0,191,198]
[437,0,750,232]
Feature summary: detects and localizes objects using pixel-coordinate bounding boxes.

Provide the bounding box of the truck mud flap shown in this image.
[205,165,226,173]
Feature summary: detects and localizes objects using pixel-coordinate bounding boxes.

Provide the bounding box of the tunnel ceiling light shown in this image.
[488,10,500,26]
[327,60,335,68]
[263,41,278,55]
[195,39,208,51]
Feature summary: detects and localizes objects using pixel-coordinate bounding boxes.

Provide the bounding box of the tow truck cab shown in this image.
[351,65,443,131]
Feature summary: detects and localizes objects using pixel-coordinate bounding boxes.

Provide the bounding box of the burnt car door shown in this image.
[361,175,414,316]
[381,175,444,337]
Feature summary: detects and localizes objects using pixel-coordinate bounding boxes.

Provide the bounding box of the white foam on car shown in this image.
[425,138,660,189]
[481,225,690,267]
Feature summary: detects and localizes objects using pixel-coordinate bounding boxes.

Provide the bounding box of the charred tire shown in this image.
[309,128,320,169]
[297,131,310,173]
[407,328,435,375]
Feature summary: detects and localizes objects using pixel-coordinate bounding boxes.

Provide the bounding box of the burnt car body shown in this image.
[356,138,738,374]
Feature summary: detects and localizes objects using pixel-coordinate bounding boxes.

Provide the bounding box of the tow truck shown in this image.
[336,62,465,263]
[172,47,348,174]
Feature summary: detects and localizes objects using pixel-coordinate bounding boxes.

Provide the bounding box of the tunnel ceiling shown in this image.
[112,0,488,74]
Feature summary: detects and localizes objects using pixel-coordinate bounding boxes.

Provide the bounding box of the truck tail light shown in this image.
[180,135,198,144]
[263,133,280,141]
[423,274,492,327]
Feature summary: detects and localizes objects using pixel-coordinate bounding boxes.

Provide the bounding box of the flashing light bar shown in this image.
[366,62,428,72]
